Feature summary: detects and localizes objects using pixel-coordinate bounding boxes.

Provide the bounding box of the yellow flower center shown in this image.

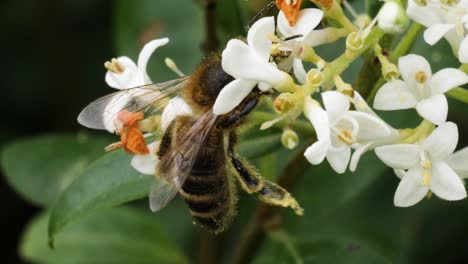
[414,71,428,84]
[337,128,356,145]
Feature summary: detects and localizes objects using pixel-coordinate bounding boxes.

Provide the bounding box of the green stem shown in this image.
[398,119,435,144]
[322,27,386,88]
[250,112,316,136]
[389,23,423,62]
[367,23,423,103]
[446,87,468,104]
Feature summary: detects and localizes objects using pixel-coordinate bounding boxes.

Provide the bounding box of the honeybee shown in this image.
[78,55,303,233]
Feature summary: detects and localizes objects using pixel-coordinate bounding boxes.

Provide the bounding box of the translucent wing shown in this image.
[77,77,189,132]
[149,111,218,212]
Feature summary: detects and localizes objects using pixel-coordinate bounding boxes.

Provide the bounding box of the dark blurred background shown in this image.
[1,1,113,262]
[1,1,468,263]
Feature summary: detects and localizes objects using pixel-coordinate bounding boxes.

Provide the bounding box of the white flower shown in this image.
[407,0,468,62]
[375,122,467,207]
[446,147,468,179]
[101,38,170,133]
[373,54,468,125]
[105,38,169,89]
[131,142,160,175]
[303,91,391,174]
[349,92,400,172]
[377,0,408,34]
[214,17,288,115]
[277,8,324,81]
[160,97,193,131]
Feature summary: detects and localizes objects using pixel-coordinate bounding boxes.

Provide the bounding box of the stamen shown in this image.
[337,128,356,145]
[342,0,359,19]
[414,70,428,83]
[420,151,432,186]
[165,57,185,77]
[104,58,125,74]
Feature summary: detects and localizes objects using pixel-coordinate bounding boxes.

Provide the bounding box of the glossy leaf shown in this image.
[1,134,111,207]
[48,150,152,244]
[22,208,187,264]
[239,134,282,160]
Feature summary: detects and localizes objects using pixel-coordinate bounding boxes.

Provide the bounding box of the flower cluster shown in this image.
[80,0,468,208]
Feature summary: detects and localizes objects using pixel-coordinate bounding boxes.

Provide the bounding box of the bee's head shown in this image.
[184,55,234,110]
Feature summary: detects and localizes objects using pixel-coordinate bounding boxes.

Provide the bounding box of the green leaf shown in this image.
[48,150,152,244]
[239,134,282,160]
[114,0,203,82]
[22,208,187,264]
[365,0,383,17]
[1,134,111,207]
[255,237,392,263]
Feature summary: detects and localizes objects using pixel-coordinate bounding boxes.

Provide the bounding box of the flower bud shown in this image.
[346,32,364,51]
[306,68,324,87]
[281,127,299,149]
[274,93,296,113]
[377,1,409,34]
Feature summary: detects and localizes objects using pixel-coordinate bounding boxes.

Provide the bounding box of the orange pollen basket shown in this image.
[276,0,303,26]
[105,110,150,155]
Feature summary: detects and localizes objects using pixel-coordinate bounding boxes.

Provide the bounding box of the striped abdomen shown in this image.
[179,130,235,233]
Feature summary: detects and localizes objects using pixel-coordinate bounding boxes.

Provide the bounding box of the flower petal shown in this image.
[303,27,337,47]
[293,58,307,84]
[130,142,160,175]
[278,8,323,38]
[304,140,329,165]
[348,111,391,141]
[105,56,142,89]
[458,36,468,63]
[322,91,350,125]
[247,17,274,61]
[303,97,330,142]
[430,68,468,94]
[446,147,468,179]
[213,79,257,115]
[430,161,467,201]
[422,121,458,160]
[349,142,371,172]
[423,24,456,45]
[399,54,432,86]
[222,39,283,85]
[161,97,193,131]
[102,88,147,132]
[394,167,428,207]
[373,80,417,110]
[137,38,170,82]
[375,144,421,169]
[416,94,448,125]
[326,147,351,174]
[406,0,445,27]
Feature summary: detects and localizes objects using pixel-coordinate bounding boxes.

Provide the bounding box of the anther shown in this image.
[414,71,428,83]
[337,129,356,145]
[104,58,125,74]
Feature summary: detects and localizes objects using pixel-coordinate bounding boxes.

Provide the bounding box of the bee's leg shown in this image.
[227,132,303,215]
[217,92,260,129]
[156,120,175,159]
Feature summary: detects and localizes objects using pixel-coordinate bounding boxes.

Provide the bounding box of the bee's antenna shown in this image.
[283,34,303,41]
[246,1,276,31]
